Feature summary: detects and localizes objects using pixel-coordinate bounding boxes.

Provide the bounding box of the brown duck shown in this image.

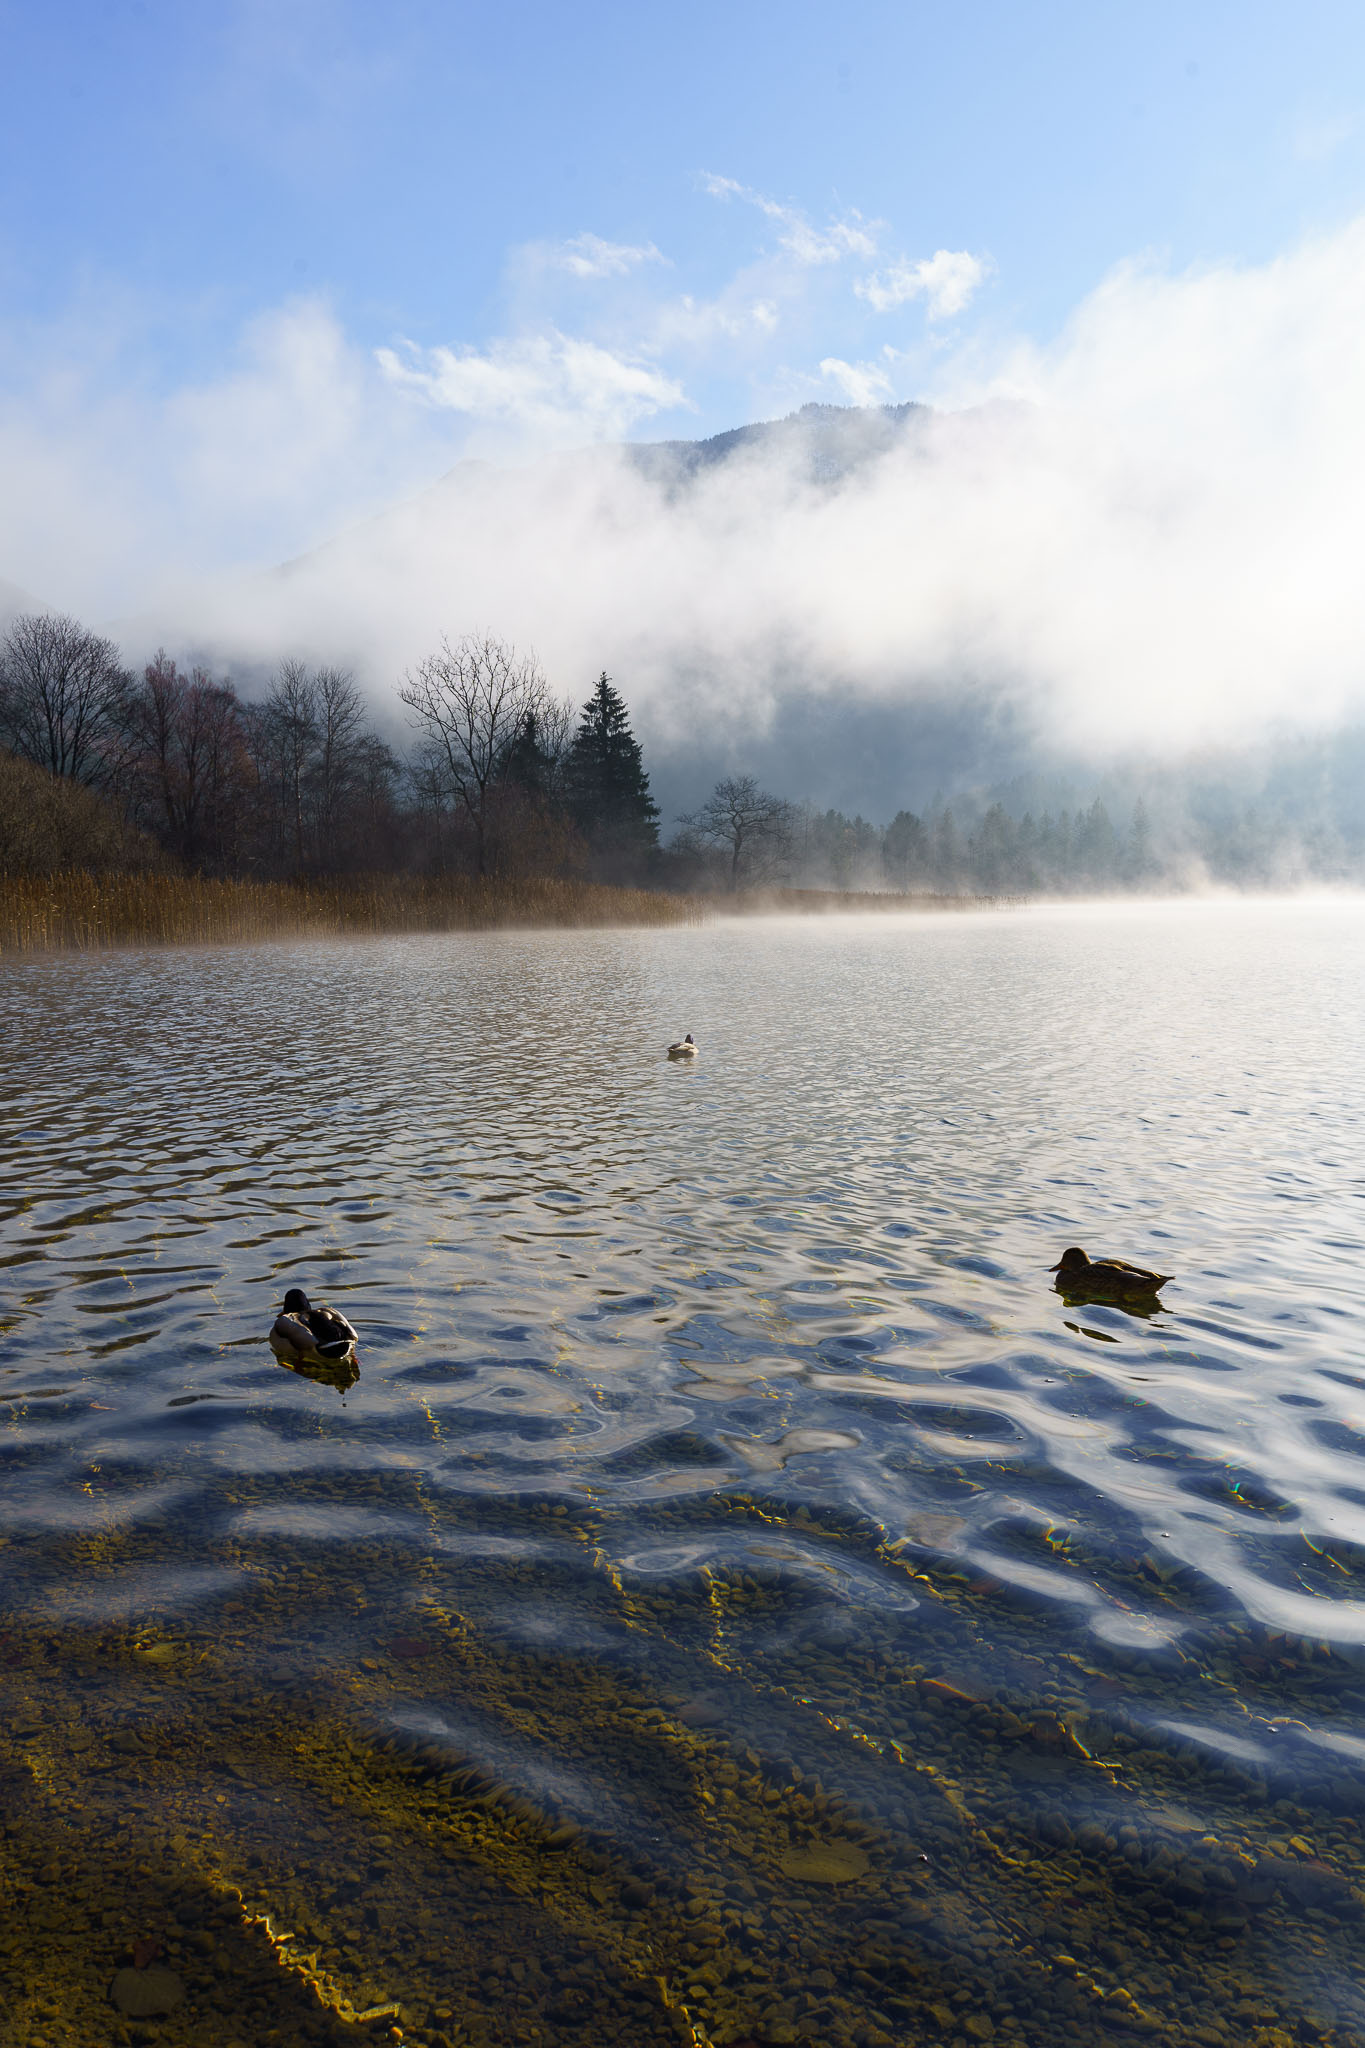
[1050,1247,1172,1298]
[270,1287,358,1364]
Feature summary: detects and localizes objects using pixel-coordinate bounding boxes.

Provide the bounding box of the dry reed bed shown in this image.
[0,871,706,954]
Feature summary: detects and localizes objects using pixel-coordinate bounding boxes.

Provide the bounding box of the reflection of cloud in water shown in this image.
[723,1427,860,1470]
[1156,1716,1268,1766]
[613,1532,918,1612]
[1089,1608,1187,1651]
[897,1510,970,1550]
[386,1703,633,1835]
[39,1564,243,1623]
[425,1368,582,1416]
[681,1358,807,1399]
[231,1504,425,1544]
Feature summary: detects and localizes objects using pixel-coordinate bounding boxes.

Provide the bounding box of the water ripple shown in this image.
[6,904,1365,2042]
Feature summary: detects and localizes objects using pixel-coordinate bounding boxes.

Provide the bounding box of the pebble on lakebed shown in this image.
[109,1963,184,2016]
[778,1840,869,1883]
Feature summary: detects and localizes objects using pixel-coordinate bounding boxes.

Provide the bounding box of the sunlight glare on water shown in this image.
[3,899,1365,2046]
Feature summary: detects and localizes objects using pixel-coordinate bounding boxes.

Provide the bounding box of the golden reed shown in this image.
[0,870,706,954]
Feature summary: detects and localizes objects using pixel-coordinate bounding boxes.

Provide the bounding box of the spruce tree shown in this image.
[566,673,659,874]
[499,708,557,799]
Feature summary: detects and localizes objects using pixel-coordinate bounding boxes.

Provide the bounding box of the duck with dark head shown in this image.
[270,1287,359,1366]
[1050,1247,1172,1302]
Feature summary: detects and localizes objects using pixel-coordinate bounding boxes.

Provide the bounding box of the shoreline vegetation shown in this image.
[0,873,1010,956]
[0,870,707,956]
[7,614,1360,940]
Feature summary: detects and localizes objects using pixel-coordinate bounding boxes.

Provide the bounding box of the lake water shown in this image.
[3,900,1365,2048]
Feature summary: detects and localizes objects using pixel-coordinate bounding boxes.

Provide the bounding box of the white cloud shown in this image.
[702,173,877,265]
[0,296,435,614]
[651,293,780,349]
[549,234,666,280]
[12,214,1365,782]
[182,215,1365,761]
[857,248,988,319]
[820,355,895,406]
[375,330,686,442]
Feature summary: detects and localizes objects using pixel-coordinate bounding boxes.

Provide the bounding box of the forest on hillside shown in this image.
[1,611,1361,897]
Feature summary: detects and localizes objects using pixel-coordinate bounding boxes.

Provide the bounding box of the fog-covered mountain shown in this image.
[8,397,1365,882]
[625,400,932,492]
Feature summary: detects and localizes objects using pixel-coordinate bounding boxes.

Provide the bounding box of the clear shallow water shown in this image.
[3,901,1365,2047]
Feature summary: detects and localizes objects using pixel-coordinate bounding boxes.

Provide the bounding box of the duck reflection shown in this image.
[274,1349,360,1394]
[1058,1288,1166,1323]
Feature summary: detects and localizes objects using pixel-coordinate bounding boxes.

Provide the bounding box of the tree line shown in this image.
[0,614,662,885]
[664,782,1160,895]
[3,610,1355,894]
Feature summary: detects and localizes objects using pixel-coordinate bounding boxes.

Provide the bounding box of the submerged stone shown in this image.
[778,1841,869,1884]
[109,1964,184,2016]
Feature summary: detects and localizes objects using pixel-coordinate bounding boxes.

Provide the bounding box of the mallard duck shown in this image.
[1050,1248,1172,1298]
[269,1287,358,1364]
[667,1034,698,1060]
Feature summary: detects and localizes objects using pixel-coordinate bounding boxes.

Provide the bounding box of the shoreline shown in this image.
[0,871,707,956]
[723,885,1010,915]
[7,872,1350,957]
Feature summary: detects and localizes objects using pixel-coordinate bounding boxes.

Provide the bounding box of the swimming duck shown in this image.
[668,1034,698,1060]
[1050,1248,1172,1298]
[269,1287,358,1364]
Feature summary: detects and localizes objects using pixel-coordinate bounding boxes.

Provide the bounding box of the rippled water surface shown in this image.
[4,901,1365,2048]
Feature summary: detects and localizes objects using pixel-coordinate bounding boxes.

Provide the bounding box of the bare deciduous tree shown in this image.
[399,635,550,875]
[129,653,248,867]
[347,732,403,867]
[0,613,132,788]
[314,665,366,843]
[266,658,319,870]
[676,773,795,891]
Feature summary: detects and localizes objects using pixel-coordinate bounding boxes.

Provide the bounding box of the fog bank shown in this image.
[7,218,1365,802]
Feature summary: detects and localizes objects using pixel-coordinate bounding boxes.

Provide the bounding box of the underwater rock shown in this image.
[778,1841,869,1883]
[676,1691,728,1727]
[109,1964,184,2016]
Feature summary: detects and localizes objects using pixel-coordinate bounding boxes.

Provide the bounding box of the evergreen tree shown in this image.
[499,708,558,799]
[883,809,929,887]
[566,673,660,874]
[969,802,1015,891]
[1126,798,1154,882]
[932,805,962,888]
[1074,798,1117,884]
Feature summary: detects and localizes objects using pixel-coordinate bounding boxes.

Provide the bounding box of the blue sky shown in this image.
[5,0,1365,445]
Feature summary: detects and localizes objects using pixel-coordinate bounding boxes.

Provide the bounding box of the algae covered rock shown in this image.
[778,1841,869,1884]
[109,1963,184,2016]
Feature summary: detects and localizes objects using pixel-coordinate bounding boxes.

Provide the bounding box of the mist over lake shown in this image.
[5,900,1365,2044]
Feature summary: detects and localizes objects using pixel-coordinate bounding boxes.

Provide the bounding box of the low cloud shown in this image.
[7,216,1365,793]
[819,354,896,405]
[856,248,988,318]
[374,330,687,441]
